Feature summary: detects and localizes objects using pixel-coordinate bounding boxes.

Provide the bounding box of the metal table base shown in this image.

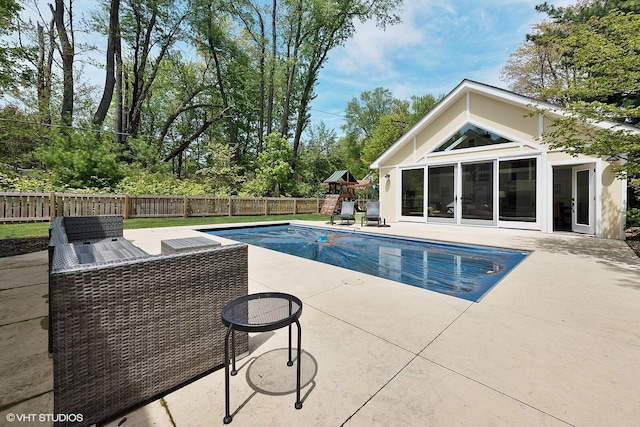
[221,293,303,424]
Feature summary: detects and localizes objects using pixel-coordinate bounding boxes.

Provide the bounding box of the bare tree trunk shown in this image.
[124,3,184,146]
[257,15,265,152]
[209,41,237,160]
[36,21,54,124]
[50,0,74,127]
[266,0,277,135]
[93,0,120,126]
[115,28,124,145]
[279,0,303,138]
[163,106,232,163]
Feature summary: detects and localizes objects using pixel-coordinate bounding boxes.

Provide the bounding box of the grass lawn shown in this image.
[0,214,328,239]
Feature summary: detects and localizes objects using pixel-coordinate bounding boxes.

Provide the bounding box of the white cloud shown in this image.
[331,3,427,76]
[313,0,585,133]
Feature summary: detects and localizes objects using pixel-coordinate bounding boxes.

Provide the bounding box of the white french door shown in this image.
[571,165,595,234]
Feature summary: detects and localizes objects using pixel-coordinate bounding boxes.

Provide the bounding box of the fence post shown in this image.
[264,198,268,216]
[228,197,232,216]
[183,195,188,218]
[294,198,297,214]
[124,195,130,219]
[49,192,56,221]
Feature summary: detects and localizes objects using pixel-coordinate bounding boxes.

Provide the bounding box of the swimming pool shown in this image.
[207,225,529,302]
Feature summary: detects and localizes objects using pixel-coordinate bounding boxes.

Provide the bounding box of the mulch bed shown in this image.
[0,237,50,258]
[1,234,640,259]
[625,228,640,259]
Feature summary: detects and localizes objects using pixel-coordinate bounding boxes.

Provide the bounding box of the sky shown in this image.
[309,0,576,134]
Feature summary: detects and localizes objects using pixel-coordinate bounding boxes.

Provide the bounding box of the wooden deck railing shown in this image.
[0,192,321,223]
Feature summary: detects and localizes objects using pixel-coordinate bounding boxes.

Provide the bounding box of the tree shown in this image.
[534,10,640,177]
[339,88,398,176]
[286,0,402,167]
[501,21,576,104]
[0,105,46,171]
[360,93,442,166]
[0,0,29,92]
[502,3,640,178]
[535,0,640,23]
[224,0,402,172]
[296,122,341,196]
[502,1,640,104]
[409,93,441,123]
[361,113,406,166]
[196,140,245,195]
[37,127,123,188]
[244,132,294,196]
[93,0,120,126]
[343,88,397,140]
[50,0,74,126]
[117,0,188,146]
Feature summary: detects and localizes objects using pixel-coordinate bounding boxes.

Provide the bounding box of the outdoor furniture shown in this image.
[221,292,303,424]
[360,201,381,226]
[48,215,248,427]
[331,201,355,225]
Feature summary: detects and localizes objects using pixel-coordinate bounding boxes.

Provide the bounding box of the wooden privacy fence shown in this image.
[0,192,322,223]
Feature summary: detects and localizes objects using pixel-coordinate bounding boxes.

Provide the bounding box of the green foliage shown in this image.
[340,89,441,174]
[115,169,208,196]
[536,10,640,177]
[361,114,406,165]
[409,94,442,123]
[127,137,170,174]
[0,106,47,171]
[37,128,124,189]
[1,0,407,199]
[296,123,343,197]
[557,11,640,112]
[0,171,56,192]
[0,0,32,91]
[243,132,294,197]
[627,208,640,228]
[196,141,245,195]
[343,88,397,140]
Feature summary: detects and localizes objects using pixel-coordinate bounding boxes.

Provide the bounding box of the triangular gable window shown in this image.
[434,124,512,152]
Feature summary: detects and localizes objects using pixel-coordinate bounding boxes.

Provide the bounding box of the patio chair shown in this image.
[361,201,381,226]
[332,201,355,225]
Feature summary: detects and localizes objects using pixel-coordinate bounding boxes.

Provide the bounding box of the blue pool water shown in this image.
[207,225,529,302]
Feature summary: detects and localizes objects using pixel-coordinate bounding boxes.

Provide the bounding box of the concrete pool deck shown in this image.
[1,221,639,426]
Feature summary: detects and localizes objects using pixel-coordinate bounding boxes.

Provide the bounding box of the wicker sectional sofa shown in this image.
[48,215,248,426]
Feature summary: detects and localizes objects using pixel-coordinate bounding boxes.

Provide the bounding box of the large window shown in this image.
[499,159,536,222]
[435,124,512,152]
[401,169,424,217]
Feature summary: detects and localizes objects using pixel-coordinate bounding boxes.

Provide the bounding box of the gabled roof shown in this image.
[370,79,639,169]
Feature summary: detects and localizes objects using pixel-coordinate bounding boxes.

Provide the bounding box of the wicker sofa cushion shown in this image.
[71,238,149,265]
[63,215,124,242]
[50,216,149,270]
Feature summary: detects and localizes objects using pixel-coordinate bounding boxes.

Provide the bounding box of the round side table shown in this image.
[221,292,303,424]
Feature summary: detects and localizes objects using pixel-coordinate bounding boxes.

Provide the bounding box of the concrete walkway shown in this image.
[1,222,639,426]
